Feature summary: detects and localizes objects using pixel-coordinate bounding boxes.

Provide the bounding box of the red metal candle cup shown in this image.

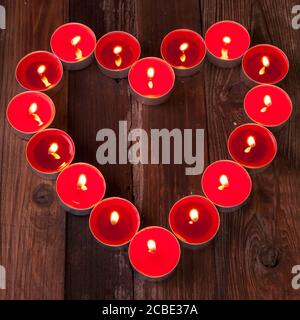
[89,197,140,248]
[128,57,175,106]
[129,226,181,280]
[242,44,289,87]
[205,20,250,68]
[56,163,106,216]
[161,29,206,77]
[26,128,75,179]
[6,91,55,140]
[95,31,141,79]
[169,195,220,247]
[51,22,96,71]
[228,123,277,172]
[201,160,252,212]
[244,84,292,131]
[16,51,64,95]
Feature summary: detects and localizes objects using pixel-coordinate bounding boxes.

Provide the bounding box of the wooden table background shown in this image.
[0,0,300,300]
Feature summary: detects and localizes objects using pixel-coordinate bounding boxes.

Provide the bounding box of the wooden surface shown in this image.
[0,0,300,300]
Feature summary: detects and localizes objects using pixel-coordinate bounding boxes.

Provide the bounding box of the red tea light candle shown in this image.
[50,22,96,70]
[129,226,181,280]
[228,123,277,172]
[205,20,250,68]
[56,163,106,216]
[201,160,252,212]
[242,44,289,87]
[6,91,55,140]
[160,29,206,76]
[95,31,141,79]
[244,85,292,130]
[128,57,175,105]
[169,195,220,247]
[89,197,140,248]
[26,128,75,179]
[16,51,63,94]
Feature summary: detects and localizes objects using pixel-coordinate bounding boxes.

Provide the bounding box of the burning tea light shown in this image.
[244,84,292,129]
[128,226,181,280]
[228,123,277,171]
[201,160,252,212]
[89,197,140,248]
[242,44,289,86]
[205,20,250,68]
[50,22,96,70]
[16,51,63,94]
[26,128,75,179]
[6,91,55,139]
[95,31,141,78]
[56,163,106,215]
[169,195,220,247]
[128,57,175,105]
[160,29,206,76]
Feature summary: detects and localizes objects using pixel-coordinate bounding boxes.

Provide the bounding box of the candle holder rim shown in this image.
[243,84,293,128]
[227,123,278,169]
[201,159,253,208]
[56,162,107,211]
[168,195,221,246]
[242,44,290,85]
[128,226,181,279]
[50,22,97,64]
[160,28,207,69]
[94,30,141,72]
[15,50,64,92]
[6,91,56,135]
[128,57,175,98]
[204,20,251,61]
[26,128,75,175]
[89,196,141,248]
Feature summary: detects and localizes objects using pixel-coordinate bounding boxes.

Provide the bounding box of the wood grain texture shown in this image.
[0,0,299,300]
[65,0,136,300]
[0,0,68,299]
[201,0,300,299]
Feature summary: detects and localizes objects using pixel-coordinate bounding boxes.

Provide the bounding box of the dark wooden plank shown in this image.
[201,0,300,299]
[66,0,135,299]
[0,0,68,299]
[133,0,216,300]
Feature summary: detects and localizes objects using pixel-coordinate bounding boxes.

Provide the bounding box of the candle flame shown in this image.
[113,46,123,67]
[28,103,43,126]
[179,42,189,63]
[259,56,270,76]
[147,239,156,253]
[110,211,120,225]
[48,143,61,160]
[77,174,88,191]
[218,174,229,191]
[147,67,155,89]
[113,46,122,55]
[70,36,83,60]
[244,136,256,153]
[260,95,272,113]
[71,35,81,46]
[221,36,231,60]
[189,208,199,225]
[37,65,51,88]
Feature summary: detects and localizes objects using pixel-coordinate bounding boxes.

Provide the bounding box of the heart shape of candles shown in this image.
[8,20,291,280]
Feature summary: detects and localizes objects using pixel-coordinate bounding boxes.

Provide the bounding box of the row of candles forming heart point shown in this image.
[6,21,291,280]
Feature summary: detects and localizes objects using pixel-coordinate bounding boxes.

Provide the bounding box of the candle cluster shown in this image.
[6,20,291,280]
